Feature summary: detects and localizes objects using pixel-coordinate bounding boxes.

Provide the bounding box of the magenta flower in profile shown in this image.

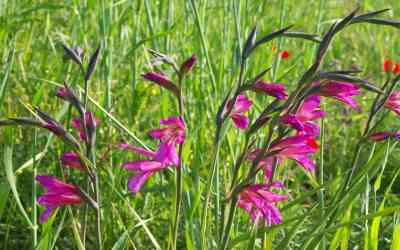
[148,116,186,145]
[280,95,325,136]
[250,135,318,173]
[225,95,253,130]
[251,80,288,100]
[142,72,179,97]
[384,91,400,116]
[71,112,98,141]
[60,152,84,171]
[369,131,400,142]
[180,54,197,74]
[318,81,360,109]
[119,142,179,193]
[36,176,83,223]
[238,183,287,226]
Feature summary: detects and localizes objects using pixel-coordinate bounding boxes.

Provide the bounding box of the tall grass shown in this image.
[0,0,400,249]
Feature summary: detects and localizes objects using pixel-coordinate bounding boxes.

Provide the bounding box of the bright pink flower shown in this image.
[56,87,68,99]
[225,95,253,130]
[36,176,83,223]
[369,131,400,141]
[119,142,179,193]
[318,81,360,109]
[238,184,287,226]
[384,91,400,116]
[148,116,186,145]
[71,112,99,141]
[60,152,84,171]
[280,50,289,59]
[251,81,288,100]
[280,95,325,136]
[250,135,318,172]
[180,54,197,74]
[142,72,179,97]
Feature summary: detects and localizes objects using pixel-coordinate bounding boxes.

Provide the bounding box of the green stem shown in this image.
[220,196,238,250]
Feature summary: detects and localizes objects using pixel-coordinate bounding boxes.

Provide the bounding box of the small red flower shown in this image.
[280,50,289,59]
[393,63,400,74]
[383,59,393,72]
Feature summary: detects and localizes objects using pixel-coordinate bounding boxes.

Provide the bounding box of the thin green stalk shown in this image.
[200,127,221,249]
[172,76,185,250]
[31,129,38,248]
[220,196,238,250]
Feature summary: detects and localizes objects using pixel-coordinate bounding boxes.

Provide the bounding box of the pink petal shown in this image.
[230,114,249,130]
[155,142,179,166]
[128,171,154,193]
[234,95,252,113]
[118,144,156,158]
[123,160,163,171]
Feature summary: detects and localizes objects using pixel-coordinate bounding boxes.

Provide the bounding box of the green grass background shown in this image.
[0,0,400,249]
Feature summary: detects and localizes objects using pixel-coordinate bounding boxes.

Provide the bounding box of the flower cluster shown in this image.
[119,116,185,193]
[383,59,400,74]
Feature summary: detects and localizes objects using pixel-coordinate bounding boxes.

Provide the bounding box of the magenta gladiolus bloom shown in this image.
[180,54,197,74]
[36,176,83,223]
[369,131,400,141]
[238,184,287,226]
[225,95,253,130]
[250,135,318,172]
[251,80,288,100]
[142,72,179,97]
[384,91,400,116]
[71,112,98,141]
[56,87,68,98]
[60,152,84,171]
[280,95,325,136]
[318,81,360,109]
[148,116,186,145]
[119,142,179,193]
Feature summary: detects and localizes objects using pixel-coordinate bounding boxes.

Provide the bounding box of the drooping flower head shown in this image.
[318,81,360,109]
[36,176,83,223]
[384,91,400,116]
[238,184,288,226]
[251,80,288,100]
[119,142,179,193]
[225,95,253,130]
[148,116,186,145]
[369,131,400,142]
[249,135,318,174]
[71,112,99,141]
[142,72,179,97]
[60,152,85,171]
[280,95,325,136]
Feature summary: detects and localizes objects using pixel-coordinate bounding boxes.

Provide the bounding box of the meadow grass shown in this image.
[0,0,400,249]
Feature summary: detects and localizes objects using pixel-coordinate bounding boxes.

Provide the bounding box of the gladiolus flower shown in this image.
[280,95,325,136]
[180,54,197,74]
[71,112,99,141]
[60,152,84,171]
[251,81,288,100]
[148,116,186,145]
[369,131,400,142]
[280,50,289,59]
[250,135,318,173]
[383,59,393,72]
[238,184,287,226]
[142,72,179,97]
[225,95,253,130]
[119,142,179,193]
[318,81,360,109]
[384,91,400,116]
[36,176,83,223]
